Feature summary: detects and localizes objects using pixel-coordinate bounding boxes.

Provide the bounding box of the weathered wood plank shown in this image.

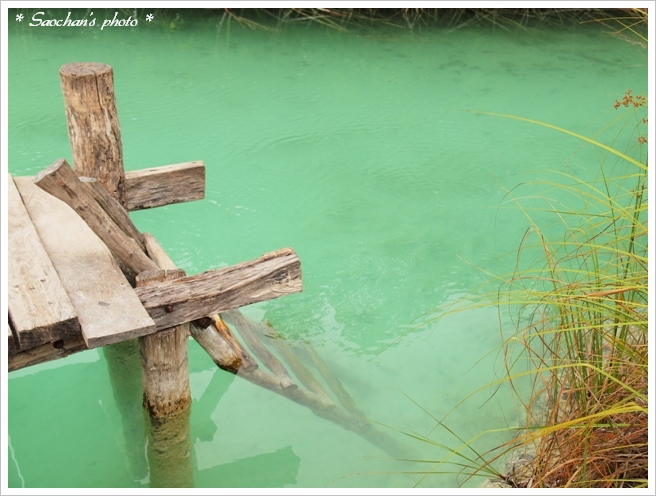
[125,161,205,211]
[8,174,80,350]
[33,159,158,280]
[14,176,157,348]
[134,248,302,330]
[60,62,127,207]
[8,336,89,373]
[81,176,145,251]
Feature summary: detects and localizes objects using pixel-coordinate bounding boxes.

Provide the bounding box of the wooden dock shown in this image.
[7,63,406,486]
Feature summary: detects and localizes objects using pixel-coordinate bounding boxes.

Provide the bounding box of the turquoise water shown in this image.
[5,10,647,489]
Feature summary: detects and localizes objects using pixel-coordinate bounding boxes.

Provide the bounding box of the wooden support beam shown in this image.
[14,177,157,348]
[125,161,205,211]
[136,269,192,418]
[33,159,158,280]
[134,248,302,330]
[60,62,127,207]
[80,176,146,251]
[223,310,297,390]
[8,174,80,350]
[8,336,89,373]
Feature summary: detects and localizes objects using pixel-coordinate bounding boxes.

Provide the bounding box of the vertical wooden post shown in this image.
[59,62,192,485]
[60,62,126,207]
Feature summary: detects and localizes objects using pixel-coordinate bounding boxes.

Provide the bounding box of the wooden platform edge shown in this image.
[8,173,81,351]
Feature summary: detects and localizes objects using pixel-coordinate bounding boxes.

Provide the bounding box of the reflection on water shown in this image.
[6,11,647,488]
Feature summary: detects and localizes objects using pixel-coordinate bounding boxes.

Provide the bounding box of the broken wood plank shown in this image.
[14,176,157,348]
[33,158,158,280]
[80,176,146,251]
[8,174,80,350]
[125,161,205,211]
[8,336,89,373]
[134,248,302,330]
[223,309,297,390]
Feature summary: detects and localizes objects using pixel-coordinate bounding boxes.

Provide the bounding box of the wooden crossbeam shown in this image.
[134,248,302,330]
[125,161,205,211]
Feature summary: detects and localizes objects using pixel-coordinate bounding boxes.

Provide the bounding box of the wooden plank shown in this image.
[7,324,17,356]
[8,336,88,373]
[14,176,157,348]
[134,248,302,330]
[7,174,80,350]
[125,161,205,211]
[80,176,146,250]
[33,159,158,280]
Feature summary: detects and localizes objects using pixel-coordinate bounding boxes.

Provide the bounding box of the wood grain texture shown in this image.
[14,176,157,348]
[223,309,297,390]
[33,159,158,279]
[125,161,205,211]
[137,269,191,418]
[60,62,126,207]
[8,174,80,350]
[134,248,302,330]
[81,176,145,251]
[8,336,89,372]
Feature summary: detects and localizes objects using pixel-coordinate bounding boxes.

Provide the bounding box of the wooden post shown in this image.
[60,62,126,207]
[59,62,192,484]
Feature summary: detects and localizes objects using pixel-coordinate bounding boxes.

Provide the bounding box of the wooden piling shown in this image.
[58,62,192,484]
[60,62,126,207]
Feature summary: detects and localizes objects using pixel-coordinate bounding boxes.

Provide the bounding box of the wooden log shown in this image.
[193,329,409,458]
[223,310,297,390]
[144,407,194,488]
[136,269,192,418]
[33,158,158,280]
[125,161,205,211]
[8,174,80,350]
[267,333,333,402]
[190,322,243,374]
[8,336,89,373]
[60,62,126,207]
[80,176,146,251]
[14,176,157,348]
[208,314,258,372]
[134,248,302,330]
[302,342,366,419]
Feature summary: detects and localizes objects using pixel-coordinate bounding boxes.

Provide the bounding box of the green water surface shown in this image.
[5,10,647,489]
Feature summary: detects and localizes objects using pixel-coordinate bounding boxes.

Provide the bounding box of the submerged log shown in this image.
[223,310,297,390]
[301,342,366,419]
[134,248,302,330]
[33,159,158,280]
